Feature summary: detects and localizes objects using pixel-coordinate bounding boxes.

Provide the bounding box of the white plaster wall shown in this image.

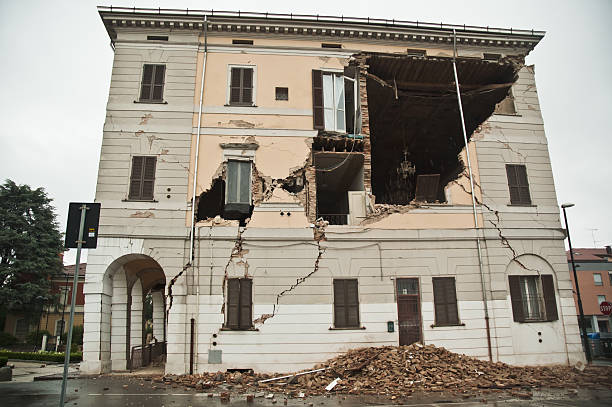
[152,291,166,342]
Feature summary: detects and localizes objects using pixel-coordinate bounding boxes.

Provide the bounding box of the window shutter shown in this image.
[242,68,253,104]
[141,157,156,200]
[227,279,240,329]
[239,279,253,329]
[140,65,154,100]
[230,68,242,104]
[312,70,324,129]
[346,280,360,327]
[333,280,346,328]
[152,65,165,101]
[516,165,531,205]
[129,156,144,199]
[508,275,525,322]
[541,274,558,321]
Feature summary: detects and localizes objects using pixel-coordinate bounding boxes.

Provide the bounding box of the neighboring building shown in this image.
[567,247,612,333]
[82,6,584,375]
[3,263,85,344]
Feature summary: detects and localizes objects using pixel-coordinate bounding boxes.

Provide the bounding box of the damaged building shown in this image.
[81,6,585,375]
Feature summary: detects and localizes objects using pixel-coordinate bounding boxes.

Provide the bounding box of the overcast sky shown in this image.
[1,0,610,265]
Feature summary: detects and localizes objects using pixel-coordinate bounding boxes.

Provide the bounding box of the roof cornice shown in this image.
[98,6,544,51]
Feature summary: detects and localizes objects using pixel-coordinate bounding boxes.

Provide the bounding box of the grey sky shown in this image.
[1,0,610,265]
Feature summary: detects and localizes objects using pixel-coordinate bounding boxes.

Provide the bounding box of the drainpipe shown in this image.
[190,16,208,263]
[188,15,209,375]
[452,29,493,362]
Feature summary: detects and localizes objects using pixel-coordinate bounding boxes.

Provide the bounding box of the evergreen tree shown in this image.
[0,180,63,319]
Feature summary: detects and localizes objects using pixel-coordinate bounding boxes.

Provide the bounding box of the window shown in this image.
[229,66,254,106]
[321,43,342,48]
[226,160,251,205]
[14,318,29,339]
[508,275,558,322]
[598,295,606,305]
[609,273,612,286]
[333,279,360,328]
[225,278,252,330]
[506,164,531,205]
[129,156,157,200]
[275,87,289,101]
[139,64,165,102]
[55,319,65,337]
[432,277,459,326]
[232,39,253,45]
[147,35,168,41]
[594,273,603,286]
[312,70,357,133]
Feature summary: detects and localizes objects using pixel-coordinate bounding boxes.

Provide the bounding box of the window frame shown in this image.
[128,156,157,201]
[224,159,252,206]
[226,64,257,106]
[138,64,166,103]
[333,279,360,329]
[312,69,358,134]
[432,277,460,326]
[505,164,532,206]
[594,273,603,286]
[275,87,289,101]
[509,274,558,323]
[54,319,66,337]
[598,295,606,305]
[224,278,253,330]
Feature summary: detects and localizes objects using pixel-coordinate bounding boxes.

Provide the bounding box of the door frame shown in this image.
[394,277,424,345]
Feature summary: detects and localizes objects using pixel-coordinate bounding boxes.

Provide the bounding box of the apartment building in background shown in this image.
[567,247,612,333]
[81,6,584,375]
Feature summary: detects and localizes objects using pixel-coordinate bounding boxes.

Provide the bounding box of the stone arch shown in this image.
[505,253,555,276]
[88,254,166,372]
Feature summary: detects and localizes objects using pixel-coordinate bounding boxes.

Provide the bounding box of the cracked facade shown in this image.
[81,7,585,375]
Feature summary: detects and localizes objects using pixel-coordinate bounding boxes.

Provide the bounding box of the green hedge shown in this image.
[0,350,82,363]
[0,332,17,347]
[0,356,7,367]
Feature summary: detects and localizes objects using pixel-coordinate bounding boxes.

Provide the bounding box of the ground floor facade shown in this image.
[81,226,585,375]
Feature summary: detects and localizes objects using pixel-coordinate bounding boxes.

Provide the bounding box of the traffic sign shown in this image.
[65,203,100,248]
[601,301,612,316]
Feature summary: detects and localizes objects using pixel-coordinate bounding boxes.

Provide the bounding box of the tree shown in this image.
[0,180,63,319]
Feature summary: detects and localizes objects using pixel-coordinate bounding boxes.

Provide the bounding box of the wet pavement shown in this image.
[0,375,611,407]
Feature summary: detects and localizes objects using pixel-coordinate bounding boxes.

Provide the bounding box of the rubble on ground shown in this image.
[153,345,612,400]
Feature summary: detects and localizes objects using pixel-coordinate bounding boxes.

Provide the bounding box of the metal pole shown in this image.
[562,206,592,362]
[452,29,492,361]
[59,204,87,406]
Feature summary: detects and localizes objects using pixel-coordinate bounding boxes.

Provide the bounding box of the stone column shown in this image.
[130,279,144,351]
[152,291,166,342]
[110,269,128,371]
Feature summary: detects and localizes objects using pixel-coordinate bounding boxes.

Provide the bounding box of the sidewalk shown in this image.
[7,360,79,382]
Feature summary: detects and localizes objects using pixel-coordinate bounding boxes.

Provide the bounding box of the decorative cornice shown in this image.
[98,6,544,51]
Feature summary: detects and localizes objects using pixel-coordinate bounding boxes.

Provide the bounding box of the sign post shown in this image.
[59,203,100,407]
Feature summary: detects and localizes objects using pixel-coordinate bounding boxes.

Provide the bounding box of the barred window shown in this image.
[509,275,558,322]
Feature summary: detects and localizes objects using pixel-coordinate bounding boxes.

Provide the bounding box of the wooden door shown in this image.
[396,278,421,345]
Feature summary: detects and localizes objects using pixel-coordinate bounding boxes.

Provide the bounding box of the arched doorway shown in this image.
[83,254,166,372]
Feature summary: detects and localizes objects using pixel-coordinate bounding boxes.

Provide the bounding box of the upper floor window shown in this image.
[128,156,157,201]
[226,160,251,206]
[508,274,558,322]
[312,70,356,133]
[139,64,166,102]
[228,66,255,106]
[598,295,606,305]
[506,164,531,205]
[594,273,603,286]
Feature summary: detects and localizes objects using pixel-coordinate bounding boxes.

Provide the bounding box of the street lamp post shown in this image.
[561,203,592,363]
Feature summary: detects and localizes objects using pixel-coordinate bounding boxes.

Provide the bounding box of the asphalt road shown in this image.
[1,376,612,407]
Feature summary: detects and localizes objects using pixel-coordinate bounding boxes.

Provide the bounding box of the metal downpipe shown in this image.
[452,29,493,361]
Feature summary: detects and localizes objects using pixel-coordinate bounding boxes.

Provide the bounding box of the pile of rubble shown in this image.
[155,344,612,400]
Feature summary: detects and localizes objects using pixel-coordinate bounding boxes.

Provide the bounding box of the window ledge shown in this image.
[134,100,168,104]
[224,104,257,107]
[493,112,522,117]
[516,320,551,324]
[430,323,465,328]
[507,203,536,207]
[329,326,366,330]
[219,327,259,332]
[122,199,158,203]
